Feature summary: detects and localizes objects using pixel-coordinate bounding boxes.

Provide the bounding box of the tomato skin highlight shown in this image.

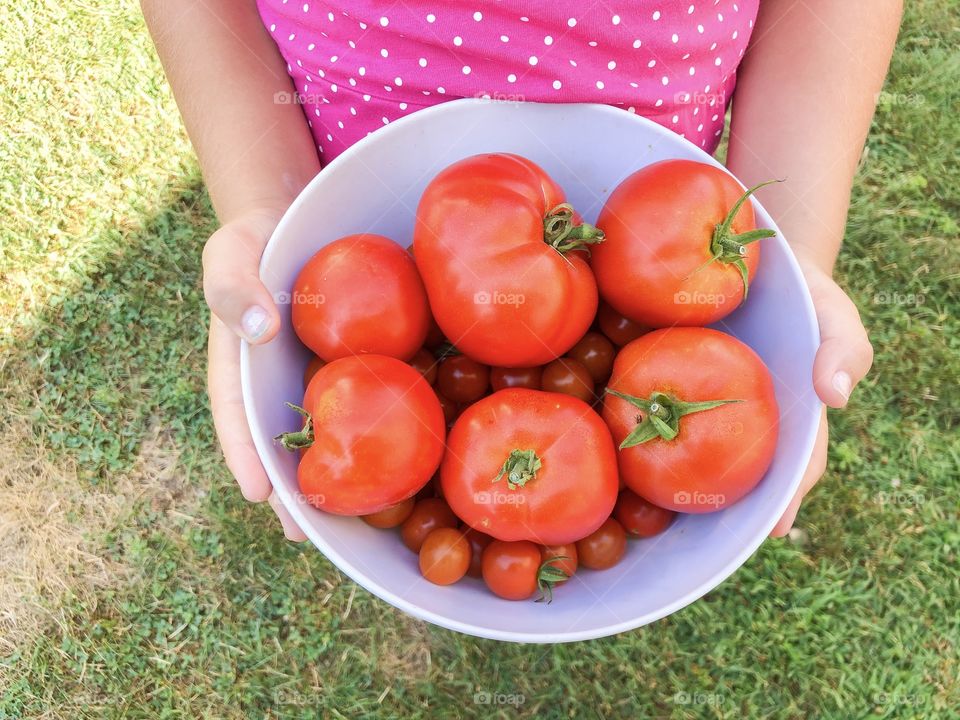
[482,540,542,600]
[292,234,430,362]
[490,366,542,391]
[419,528,471,585]
[441,388,619,545]
[614,490,676,538]
[576,518,627,570]
[593,160,764,327]
[295,355,445,516]
[414,153,599,367]
[602,327,779,513]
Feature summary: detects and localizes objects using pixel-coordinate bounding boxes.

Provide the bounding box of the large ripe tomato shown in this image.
[441,388,618,544]
[592,160,776,327]
[602,328,779,512]
[414,153,603,367]
[292,234,430,362]
[280,355,445,515]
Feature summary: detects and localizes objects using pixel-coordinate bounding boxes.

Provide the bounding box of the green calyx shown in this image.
[275,402,315,450]
[543,203,605,254]
[604,389,742,449]
[697,179,781,302]
[535,557,571,604]
[493,449,542,490]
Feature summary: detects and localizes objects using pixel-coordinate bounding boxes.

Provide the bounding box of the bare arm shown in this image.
[143,0,321,539]
[726,0,902,535]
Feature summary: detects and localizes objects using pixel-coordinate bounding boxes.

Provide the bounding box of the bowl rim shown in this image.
[240,98,822,643]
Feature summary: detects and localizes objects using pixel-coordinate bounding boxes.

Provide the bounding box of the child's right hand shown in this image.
[203,208,306,541]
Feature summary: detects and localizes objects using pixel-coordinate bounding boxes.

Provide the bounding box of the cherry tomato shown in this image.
[614,489,676,537]
[541,543,578,581]
[597,302,648,347]
[593,160,774,326]
[303,355,326,388]
[400,498,459,552]
[292,234,430,362]
[435,390,459,425]
[541,358,594,404]
[419,528,471,585]
[481,540,542,601]
[576,518,627,570]
[424,316,446,349]
[462,527,494,578]
[490,366,542,391]
[567,332,615,384]
[436,355,489,404]
[409,348,439,385]
[602,328,778,512]
[362,497,415,529]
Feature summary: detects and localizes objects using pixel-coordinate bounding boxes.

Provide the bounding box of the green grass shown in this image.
[1,0,958,718]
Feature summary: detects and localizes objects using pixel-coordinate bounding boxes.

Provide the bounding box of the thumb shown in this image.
[202,210,283,344]
[808,271,874,408]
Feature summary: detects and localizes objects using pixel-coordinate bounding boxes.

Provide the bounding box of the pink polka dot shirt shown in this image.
[256,1,758,162]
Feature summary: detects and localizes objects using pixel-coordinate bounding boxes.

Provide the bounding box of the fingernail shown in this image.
[241,305,270,342]
[832,370,852,402]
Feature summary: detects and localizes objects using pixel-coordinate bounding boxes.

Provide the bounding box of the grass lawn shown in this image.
[1,0,957,717]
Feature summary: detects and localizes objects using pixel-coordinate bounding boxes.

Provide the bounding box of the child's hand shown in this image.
[769,253,874,536]
[204,209,307,542]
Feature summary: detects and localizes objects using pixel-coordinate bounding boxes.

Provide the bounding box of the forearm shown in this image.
[142,0,320,223]
[727,0,902,273]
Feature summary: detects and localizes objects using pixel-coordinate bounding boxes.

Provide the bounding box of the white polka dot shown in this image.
[419,57,428,67]
[426,13,436,22]
[318,69,325,77]
[544,35,553,45]
[629,81,639,88]
[500,35,509,42]
[688,4,695,13]
[350,107,357,115]
[358,66,365,76]
[672,115,679,123]
[507,73,517,82]
[315,108,321,117]
[288,33,296,41]
[705,84,711,92]
[698,123,704,131]
[382,117,389,125]
[689,67,696,75]
[710,42,718,50]
[453,36,463,46]
[363,94,371,101]
[612,14,621,25]
[671,33,679,43]
[296,59,303,67]
[394,76,403,85]
[330,55,338,62]
[520,16,529,22]
[348,41,356,49]
[379,16,388,26]
[473,11,482,21]
[567,18,577,27]
[552,80,562,89]
[327,12,334,21]
[697,24,704,33]
[569,59,578,67]
[712,114,719,121]
[693,107,699,115]
[633,39,642,49]
[269,23,276,32]
[381,48,389,57]
[732,30,739,39]
[462,65,471,74]
[337,120,344,129]
[652,10,661,20]
[648,59,657,68]
[400,102,408,110]
[655,98,664,107]
[326,133,333,141]
[661,76,669,85]
[628,106,636,113]
[302,2,310,10]
[715,57,722,66]
[734,3,740,11]
[596,80,605,89]
[330,83,337,92]
[437,86,446,93]
[718,12,724,21]
[384,85,392,92]
[682,52,691,60]
[529,55,538,65]
[358,21,366,29]
[588,41,598,47]
[348,78,356,86]
[608,60,617,70]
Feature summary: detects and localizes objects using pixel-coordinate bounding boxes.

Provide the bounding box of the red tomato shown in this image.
[481,540,542,601]
[540,543,578,581]
[602,328,779,512]
[576,518,627,570]
[541,358,594,404]
[409,348,439,385]
[614,490,676,538]
[362,497,415,529]
[435,390,459,425]
[414,153,602,367]
[596,302,648,347]
[462,527,494,578]
[292,234,430,362]
[400,498,459,552]
[419,528,471,585]
[436,355,489,404]
[303,355,326,388]
[490,366,542,391]
[441,389,618,544]
[593,160,776,327]
[567,332,615,383]
[281,355,445,515]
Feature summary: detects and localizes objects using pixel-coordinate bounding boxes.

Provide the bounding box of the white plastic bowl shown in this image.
[240,99,821,643]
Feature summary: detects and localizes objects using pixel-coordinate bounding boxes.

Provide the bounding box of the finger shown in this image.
[208,318,273,502]
[202,212,282,345]
[770,406,829,537]
[807,275,874,408]
[269,492,308,542]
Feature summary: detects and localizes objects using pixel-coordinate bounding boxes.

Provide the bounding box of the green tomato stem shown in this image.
[543,203,605,254]
[604,389,742,449]
[275,402,314,450]
[493,449,542,490]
